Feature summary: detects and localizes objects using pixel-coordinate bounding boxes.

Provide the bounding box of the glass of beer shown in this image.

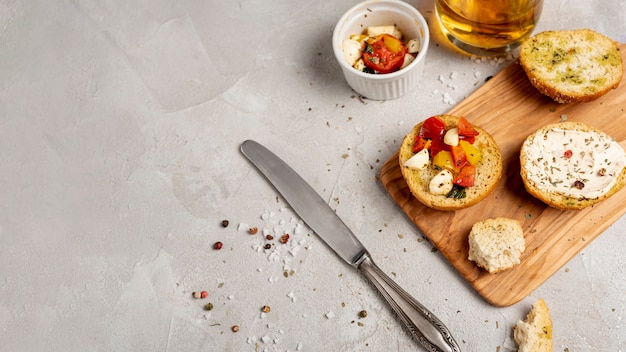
[435,0,543,56]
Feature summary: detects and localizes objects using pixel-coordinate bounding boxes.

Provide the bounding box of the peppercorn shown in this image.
[204,303,214,310]
[213,242,223,250]
[221,220,229,228]
[231,325,239,333]
[266,234,274,240]
[249,227,258,235]
[264,243,272,250]
[574,180,585,190]
[261,305,271,313]
[200,291,208,299]
[359,310,368,318]
[279,234,290,244]
[192,292,201,299]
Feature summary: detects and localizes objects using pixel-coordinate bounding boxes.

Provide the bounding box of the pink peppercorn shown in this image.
[214,242,223,250]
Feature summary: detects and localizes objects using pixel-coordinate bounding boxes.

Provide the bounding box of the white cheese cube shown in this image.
[366,25,402,39]
[403,149,429,170]
[353,58,366,71]
[406,38,420,54]
[342,38,363,67]
[444,127,459,146]
[429,169,454,195]
[400,53,415,69]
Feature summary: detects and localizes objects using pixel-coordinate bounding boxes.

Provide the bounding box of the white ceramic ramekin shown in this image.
[332,0,430,100]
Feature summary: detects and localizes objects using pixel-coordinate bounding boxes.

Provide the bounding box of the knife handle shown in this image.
[358,254,461,352]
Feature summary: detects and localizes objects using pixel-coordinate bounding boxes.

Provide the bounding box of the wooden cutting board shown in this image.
[380,44,626,307]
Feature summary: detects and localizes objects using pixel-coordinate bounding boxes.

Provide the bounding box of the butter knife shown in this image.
[241,140,461,352]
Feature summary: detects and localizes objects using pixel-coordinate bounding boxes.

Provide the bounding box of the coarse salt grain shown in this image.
[296,342,303,350]
[261,335,270,344]
[325,311,335,319]
[247,337,256,344]
[238,223,249,231]
[449,71,458,79]
[438,74,445,83]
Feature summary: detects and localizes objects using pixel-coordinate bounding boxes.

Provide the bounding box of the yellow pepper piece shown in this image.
[432,150,459,172]
[459,140,481,165]
[383,34,404,54]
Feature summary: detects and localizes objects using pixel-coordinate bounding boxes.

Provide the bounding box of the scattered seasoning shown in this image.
[279,234,290,244]
[264,243,272,250]
[221,219,229,228]
[249,227,258,235]
[266,234,274,240]
[598,167,607,176]
[573,180,585,190]
[261,305,271,313]
[204,303,214,311]
[193,291,201,299]
[231,325,239,333]
[200,290,208,299]
[359,310,368,318]
[213,242,223,250]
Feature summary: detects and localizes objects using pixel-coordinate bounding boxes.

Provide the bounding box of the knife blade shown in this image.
[241,140,461,352]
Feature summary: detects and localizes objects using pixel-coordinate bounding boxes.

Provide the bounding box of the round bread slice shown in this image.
[514,298,553,352]
[468,217,525,274]
[399,115,502,211]
[519,29,623,103]
[520,121,626,210]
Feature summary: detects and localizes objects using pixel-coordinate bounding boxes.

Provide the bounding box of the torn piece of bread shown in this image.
[514,298,553,352]
[467,217,525,274]
[519,29,623,103]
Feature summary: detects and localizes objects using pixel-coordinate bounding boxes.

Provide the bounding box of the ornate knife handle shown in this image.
[358,253,462,352]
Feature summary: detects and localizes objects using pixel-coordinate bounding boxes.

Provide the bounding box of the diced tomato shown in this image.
[362,34,407,74]
[419,116,446,140]
[412,136,431,154]
[453,165,476,187]
[429,135,447,158]
[449,144,468,169]
[457,116,479,137]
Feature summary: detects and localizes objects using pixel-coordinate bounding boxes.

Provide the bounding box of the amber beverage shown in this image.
[435,0,543,56]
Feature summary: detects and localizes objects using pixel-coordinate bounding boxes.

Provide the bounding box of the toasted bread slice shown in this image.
[468,217,525,274]
[514,299,553,352]
[519,29,623,103]
[520,121,626,210]
[399,115,502,211]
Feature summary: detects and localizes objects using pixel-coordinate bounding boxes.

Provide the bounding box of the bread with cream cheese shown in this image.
[519,29,623,103]
[514,298,553,352]
[399,115,502,211]
[520,121,626,210]
[468,217,525,274]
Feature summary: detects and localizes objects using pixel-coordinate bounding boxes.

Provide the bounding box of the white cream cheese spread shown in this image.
[523,128,625,199]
